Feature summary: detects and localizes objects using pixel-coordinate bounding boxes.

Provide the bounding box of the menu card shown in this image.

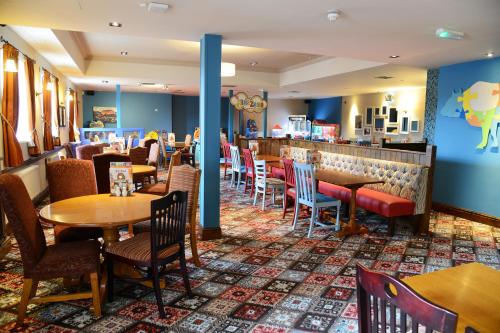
[109,162,134,196]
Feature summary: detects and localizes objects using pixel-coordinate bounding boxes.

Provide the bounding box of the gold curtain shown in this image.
[42,69,54,151]
[1,44,24,167]
[26,58,40,156]
[74,91,80,141]
[68,89,75,142]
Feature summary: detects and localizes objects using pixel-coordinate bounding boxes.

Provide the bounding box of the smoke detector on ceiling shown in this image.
[327,10,340,22]
[147,2,170,13]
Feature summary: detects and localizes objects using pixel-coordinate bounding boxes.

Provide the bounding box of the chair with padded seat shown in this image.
[0,174,101,326]
[76,144,101,160]
[282,158,296,219]
[293,162,341,238]
[47,159,103,243]
[242,149,257,197]
[229,145,245,190]
[144,138,157,157]
[106,190,191,318]
[92,153,132,194]
[253,160,284,211]
[356,264,458,333]
[222,143,232,179]
[129,146,148,165]
[137,150,181,196]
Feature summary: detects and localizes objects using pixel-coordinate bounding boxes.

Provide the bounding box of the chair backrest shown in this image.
[254,160,267,186]
[222,143,232,163]
[283,158,295,188]
[144,138,157,157]
[64,143,74,158]
[126,136,133,149]
[293,162,316,205]
[92,153,132,194]
[169,165,201,230]
[148,143,159,166]
[230,145,242,172]
[129,146,148,165]
[47,159,98,202]
[150,190,188,264]
[159,137,167,159]
[184,134,192,147]
[165,151,182,192]
[356,264,458,333]
[0,174,46,276]
[76,144,101,160]
[242,149,255,175]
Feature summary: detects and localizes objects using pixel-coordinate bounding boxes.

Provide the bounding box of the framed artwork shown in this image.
[386,125,399,135]
[365,107,373,126]
[93,106,117,124]
[375,107,380,116]
[58,106,66,127]
[389,108,398,123]
[382,106,388,117]
[410,120,420,132]
[400,116,410,134]
[355,115,363,129]
[363,127,372,136]
[374,117,385,132]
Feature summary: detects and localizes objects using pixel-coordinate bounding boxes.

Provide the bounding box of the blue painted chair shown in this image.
[293,162,341,238]
[229,145,246,190]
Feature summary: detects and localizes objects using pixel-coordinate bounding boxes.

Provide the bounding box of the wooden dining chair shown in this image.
[0,174,101,325]
[47,159,103,243]
[75,144,101,160]
[356,264,458,333]
[293,162,341,238]
[137,150,181,195]
[146,143,160,183]
[129,146,148,165]
[253,160,285,211]
[222,143,232,179]
[229,145,245,189]
[106,190,191,318]
[242,148,256,197]
[282,158,296,219]
[92,153,132,194]
[144,138,157,157]
[126,135,133,151]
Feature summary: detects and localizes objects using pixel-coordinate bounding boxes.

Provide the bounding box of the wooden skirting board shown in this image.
[432,202,500,228]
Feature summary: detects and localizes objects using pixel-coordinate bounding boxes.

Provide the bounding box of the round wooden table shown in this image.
[39,193,158,247]
[132,165,156,175]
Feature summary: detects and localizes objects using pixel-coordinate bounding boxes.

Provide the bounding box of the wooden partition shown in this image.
[239,138,436,233]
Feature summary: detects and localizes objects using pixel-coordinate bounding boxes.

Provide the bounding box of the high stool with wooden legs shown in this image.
[0,174,101,326]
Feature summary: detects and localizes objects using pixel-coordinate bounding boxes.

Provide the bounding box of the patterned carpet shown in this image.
[0,169,499,332]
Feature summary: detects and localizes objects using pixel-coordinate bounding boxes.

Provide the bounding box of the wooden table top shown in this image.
[403,262,500,332]
[39,193,157,228]
[316,169,383,188]
[132,165,156,174]
[255,154,282,163]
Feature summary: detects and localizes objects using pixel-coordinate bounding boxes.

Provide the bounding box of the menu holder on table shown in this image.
[109,162,135,197]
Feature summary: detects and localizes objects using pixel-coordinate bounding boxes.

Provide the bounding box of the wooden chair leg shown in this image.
[127,224,134,236]
[107,259,114,302]
[152,265,165,318]
[388,217,395,236]
[179,250,192,297]
[282,193,288,218]
[250,177,254,198]
[90,272,101,317]
[190,227,201,267]
[17,278,34,326]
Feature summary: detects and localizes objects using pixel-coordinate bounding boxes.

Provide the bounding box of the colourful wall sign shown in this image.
[230,92,267,113]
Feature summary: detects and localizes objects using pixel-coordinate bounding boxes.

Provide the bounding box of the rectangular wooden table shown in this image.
[403,263,500,332]
[315,169,384,237]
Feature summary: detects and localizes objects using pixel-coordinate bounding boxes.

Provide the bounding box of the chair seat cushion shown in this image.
[271,167,285,180]
[356,188,415,217]
[54,225,103,243]
[106,232,180,265]
[28,240,100,279]
[318,181,352,203]
[137,183,166,195]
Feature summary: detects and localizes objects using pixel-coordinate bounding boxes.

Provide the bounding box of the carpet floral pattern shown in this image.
[0,170,499,332]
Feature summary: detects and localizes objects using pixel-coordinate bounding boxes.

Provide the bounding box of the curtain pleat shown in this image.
[1,44,24,167]
[68,89,75,142]
[26,58,40,156]
[42,69,54,151]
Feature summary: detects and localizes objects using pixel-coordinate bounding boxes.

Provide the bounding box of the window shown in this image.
[16,55,31,143]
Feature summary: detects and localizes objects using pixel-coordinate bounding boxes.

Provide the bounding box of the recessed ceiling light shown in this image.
[389,55,400,58]
[108,21,122,28]
[485,52,494,58]
[102,80,109,84]
[250,61,258,67]
[120,51,128,56]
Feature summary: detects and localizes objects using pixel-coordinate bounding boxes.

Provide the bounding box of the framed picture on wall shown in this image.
[58,106,66,127]
[375,107,380,116]
[374,117,385,132]
[382,106,388,117]
[355,115,363,129]
[389,108,398,123]
[93,106,117,125]
[385,125,399,135]
[363,127,372,136]
[365,107,373,126]
[410,120,420,132]
[400,116,409,134]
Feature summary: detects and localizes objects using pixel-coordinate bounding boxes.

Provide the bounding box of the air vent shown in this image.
[148,2,170,13]
[375,76,394,80]
[140,82,157,86]
[288,90,301,94]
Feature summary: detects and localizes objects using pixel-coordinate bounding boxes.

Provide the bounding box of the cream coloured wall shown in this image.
[341,88,426,142]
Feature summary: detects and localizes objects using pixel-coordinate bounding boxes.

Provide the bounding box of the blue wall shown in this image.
[172,95,229,138]
[82,91,172,133]
[433,57,500,217]
[307,97,342,124]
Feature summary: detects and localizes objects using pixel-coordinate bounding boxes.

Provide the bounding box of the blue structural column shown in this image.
[228,90,234,143]
[262,90,268,137]
[239,109,244,135]
[199,34,222,240]
[116,84,121,128]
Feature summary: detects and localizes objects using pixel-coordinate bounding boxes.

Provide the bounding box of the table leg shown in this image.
[336,187,368,237]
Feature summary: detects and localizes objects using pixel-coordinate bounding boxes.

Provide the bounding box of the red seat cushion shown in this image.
[318,181,351,203]
[356,188,415,218]
[271,167,285,180]
[286,187,295,198]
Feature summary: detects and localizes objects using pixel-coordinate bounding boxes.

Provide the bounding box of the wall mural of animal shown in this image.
[441,81,500,149]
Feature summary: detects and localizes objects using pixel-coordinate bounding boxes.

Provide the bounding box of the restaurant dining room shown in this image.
[0,0,499,332]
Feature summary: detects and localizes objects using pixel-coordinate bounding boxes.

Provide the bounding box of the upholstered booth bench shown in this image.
[270,146,431,235]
